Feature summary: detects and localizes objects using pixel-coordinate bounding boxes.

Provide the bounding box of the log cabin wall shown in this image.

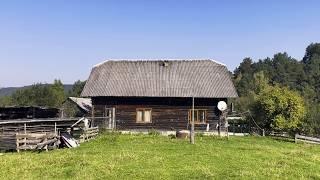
[92,97,227,131]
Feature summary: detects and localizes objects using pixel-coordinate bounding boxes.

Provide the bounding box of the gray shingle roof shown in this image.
[81,60,238,98]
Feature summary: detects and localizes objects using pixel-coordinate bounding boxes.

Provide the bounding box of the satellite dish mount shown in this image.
[217,101,228,137]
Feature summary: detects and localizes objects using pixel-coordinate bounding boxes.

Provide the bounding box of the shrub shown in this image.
[253,86,305,132]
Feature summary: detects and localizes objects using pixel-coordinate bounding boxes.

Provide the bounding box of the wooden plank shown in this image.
[299,139,320,145]
[16,133,47,139]
[0,118,79,125]
[296,134,320,143]
[84,127,99,131]
[84,129,99,134]
[17,145,37,150]
[85,133,99,137]
[17,139,42,144]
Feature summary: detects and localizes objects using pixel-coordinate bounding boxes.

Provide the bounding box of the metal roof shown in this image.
[68,97,92,112]
[81,59,238,98]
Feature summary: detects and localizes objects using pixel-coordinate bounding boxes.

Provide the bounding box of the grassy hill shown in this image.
[0,85,73,97]
[0,134,319,179]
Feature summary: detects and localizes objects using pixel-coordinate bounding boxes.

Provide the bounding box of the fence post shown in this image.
[16,134,20,153]
[24,123,27,148]
[54,122,57,135]
[295,134,297,143]
[112,107,116,130]
[108,109,112,129]
[91,105,95,127]
[45,136,48,152]
[262,129,265,137]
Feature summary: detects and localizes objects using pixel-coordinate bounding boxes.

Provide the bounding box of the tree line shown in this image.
[0,80,86,108]
[234,43,320,135]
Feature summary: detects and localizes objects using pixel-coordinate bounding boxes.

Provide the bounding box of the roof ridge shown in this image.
[93,59,226,67]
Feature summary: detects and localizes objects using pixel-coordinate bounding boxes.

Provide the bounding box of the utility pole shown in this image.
[190,96,195,144]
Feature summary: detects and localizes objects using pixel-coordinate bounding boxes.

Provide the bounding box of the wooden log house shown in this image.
[81,60,238,132]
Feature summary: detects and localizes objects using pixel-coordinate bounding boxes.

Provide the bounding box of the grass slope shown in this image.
[0,134,319,179]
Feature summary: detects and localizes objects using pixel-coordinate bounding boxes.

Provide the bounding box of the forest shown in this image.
[233,43,320,136]
[0,43,319,136]
[0,80,86,109]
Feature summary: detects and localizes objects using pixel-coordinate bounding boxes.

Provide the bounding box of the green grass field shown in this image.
[0,133,320,179]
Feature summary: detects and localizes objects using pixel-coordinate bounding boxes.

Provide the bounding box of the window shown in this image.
[136,108,152,123]
[188,109,207,124]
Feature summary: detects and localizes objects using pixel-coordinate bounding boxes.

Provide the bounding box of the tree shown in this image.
[302,43,320,102]
[253,86,305,132]
[11,83,54,107]
[234,58,255,96]
[0,96,13,107]
[302,43,320,64]
[10,80,66,108]
[51,79,65,107]
[68,80,86,97]
[234,71,269,113]
[232,43,320,135]
[302,103,320,136]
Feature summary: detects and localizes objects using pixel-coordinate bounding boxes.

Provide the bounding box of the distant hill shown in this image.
[0,84,73,97]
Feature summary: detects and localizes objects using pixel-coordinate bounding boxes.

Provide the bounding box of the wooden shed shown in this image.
[81,59,238,132]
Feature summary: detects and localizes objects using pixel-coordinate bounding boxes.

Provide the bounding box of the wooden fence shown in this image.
[81,127,99,143]
[71,126,99,143]
[0,118,94,151]
[16,132,59,152]
[269,132,320,145]
[0,117,108,151]
[295,134,320,144]
[0,118,79,150]
[269,132,291,139]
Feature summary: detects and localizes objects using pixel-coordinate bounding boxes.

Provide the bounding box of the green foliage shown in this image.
[234,43,320,135]
[0,134,319,179]
[68,80,86,97]
[234,92,255,113]
[60,80,87,117]
[234,58,255,96]
[303,43,320,64]
[11,83,56,107]
[51,79,65,107]
[254,86,305,131]
[234,71,269,113]
[0,96,13,107]
[302,103,320,136]
[234,53,306,97]
[2,79,86,108]
[9,80,65,108]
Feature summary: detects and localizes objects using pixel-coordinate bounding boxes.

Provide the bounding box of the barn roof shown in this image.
[68,97,92,112]
[81,59,238,98]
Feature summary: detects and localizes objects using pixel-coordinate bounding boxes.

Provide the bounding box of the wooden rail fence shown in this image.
[0,117,111,151]
[16,132,59,152]
[80,127,99,143]
[0,118,101,151]
[295,134,320,144]
[270,132,320,145]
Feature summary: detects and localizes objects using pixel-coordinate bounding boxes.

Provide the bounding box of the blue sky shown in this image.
[0,0,319,87]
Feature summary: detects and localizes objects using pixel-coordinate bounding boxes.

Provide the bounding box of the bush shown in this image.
[253,86,305,132]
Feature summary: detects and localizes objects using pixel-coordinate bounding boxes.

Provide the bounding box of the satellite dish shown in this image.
[217,101,228,112]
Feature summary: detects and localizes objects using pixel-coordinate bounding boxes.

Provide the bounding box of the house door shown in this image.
[105,107,116,130]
